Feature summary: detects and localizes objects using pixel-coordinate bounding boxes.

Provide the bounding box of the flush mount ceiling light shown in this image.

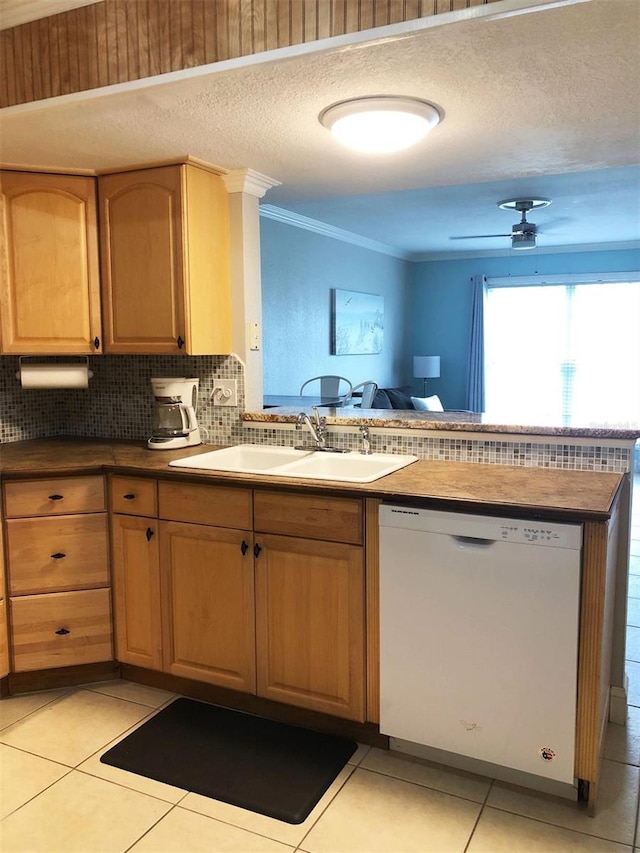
[319,96,442,154]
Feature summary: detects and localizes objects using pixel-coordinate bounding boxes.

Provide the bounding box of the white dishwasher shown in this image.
[379,505,582,794]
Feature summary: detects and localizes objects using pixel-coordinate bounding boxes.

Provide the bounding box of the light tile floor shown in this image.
[1,484,639,853]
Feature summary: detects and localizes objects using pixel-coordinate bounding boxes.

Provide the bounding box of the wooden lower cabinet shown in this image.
[111,514,162,671]
[112,487,367,721]
[255,533,365,722]
[3,475,112,677]
[10,588,112,671]
[160,521,256,693]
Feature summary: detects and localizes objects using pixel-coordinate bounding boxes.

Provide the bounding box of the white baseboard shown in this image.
[609,680,629,725]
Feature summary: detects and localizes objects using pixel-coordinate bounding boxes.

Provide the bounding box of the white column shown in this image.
[223,169,281,412]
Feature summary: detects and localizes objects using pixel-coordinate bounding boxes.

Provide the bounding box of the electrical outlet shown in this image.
[211,379,238,406]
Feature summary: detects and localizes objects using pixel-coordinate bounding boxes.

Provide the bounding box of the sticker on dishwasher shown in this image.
[539,747,556,762]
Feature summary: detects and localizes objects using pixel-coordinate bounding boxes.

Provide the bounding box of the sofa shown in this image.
[371,386,444,411]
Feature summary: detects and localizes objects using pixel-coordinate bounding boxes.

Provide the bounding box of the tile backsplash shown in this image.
[244,426,636,474]
[1,355,635,475]
[0,354,246,446]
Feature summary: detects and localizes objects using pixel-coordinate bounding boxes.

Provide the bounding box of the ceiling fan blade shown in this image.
[449,233,513,240]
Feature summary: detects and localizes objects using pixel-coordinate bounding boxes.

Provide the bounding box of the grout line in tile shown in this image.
[177,799,308,850]
[0,741,74,770]
[82,684,177,711]
[0,766,75,821]
[294,763,357,851]
[123,802,180,853]
[0,687,75,733]
[462,802,485,853]
[352,764,492,807]
[486,799,634,847]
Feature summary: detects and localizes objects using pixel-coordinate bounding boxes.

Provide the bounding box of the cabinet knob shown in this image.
[55,627,70,635]
[48,494,64,501]
[241,540,249,556]
[93,336,101,350]
[177,335,185,349]
[123,493,135,500]
[253,543,262,558]
[50,552,66,560]
[145,527,154,542]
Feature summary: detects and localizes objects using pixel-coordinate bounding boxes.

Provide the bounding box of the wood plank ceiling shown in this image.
[1,0,499,108]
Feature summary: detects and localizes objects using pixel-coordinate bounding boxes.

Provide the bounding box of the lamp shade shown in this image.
[413,356,440,379]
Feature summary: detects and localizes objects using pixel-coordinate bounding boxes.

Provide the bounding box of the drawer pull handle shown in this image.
[55,627,70,635]
[123,494,136,500]
[241,540,249,556]
[48,494,64,501]
[254,543,262,558]
[51,552,66,560]
[146,527,154,542]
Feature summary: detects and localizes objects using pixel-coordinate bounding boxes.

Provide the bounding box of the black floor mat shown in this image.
[100,698,357,824]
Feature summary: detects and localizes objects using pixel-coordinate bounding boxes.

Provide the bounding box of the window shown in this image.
[484,274,640,426]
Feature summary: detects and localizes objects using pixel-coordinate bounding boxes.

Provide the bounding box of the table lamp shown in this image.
[413,355,440,396]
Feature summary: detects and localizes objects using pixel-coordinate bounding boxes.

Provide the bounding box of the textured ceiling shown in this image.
[1,0,638,256]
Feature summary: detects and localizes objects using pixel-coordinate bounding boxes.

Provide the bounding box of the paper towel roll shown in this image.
[19,364,91,389]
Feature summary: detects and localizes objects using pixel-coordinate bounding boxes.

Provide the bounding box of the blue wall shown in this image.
[260,218,412,395]
[411,248,640,409]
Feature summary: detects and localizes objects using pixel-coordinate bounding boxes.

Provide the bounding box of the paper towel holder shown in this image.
[16,356,94,388]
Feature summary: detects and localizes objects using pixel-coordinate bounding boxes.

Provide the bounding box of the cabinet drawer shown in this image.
[4,476,105,517]
[254,491,363,544]
[6,514,109,595]
[10,588,113,672]
[110,476,157,516]
[158,481,252,529]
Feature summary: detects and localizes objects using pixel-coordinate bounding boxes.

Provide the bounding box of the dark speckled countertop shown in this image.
[0,437,623,522]
[243,406,640,440]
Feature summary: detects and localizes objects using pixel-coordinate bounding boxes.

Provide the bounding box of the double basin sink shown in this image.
[169,444,418,483]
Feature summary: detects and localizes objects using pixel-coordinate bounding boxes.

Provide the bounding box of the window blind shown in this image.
[484,277,640,427]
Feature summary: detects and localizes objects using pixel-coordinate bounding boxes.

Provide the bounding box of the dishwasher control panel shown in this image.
[498,523,573,546]
[380,505,583,550]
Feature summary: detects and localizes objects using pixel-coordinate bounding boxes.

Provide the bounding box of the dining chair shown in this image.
[299,375,353,402]
[344,381,378,408]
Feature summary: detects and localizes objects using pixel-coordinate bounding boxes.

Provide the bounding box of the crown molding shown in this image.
[259,204,412,260]
[224,169,281,198]
[410,240,640,263]
[259,204,638,263]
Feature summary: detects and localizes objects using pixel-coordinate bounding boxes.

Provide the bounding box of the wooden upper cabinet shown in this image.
[0,171,102,354]
[98,163,231,355]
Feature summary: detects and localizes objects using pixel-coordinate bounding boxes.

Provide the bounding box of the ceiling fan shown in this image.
[450,198,552,250]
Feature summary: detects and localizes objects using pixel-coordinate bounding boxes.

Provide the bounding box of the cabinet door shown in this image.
[111,515,162,671]
[256,534,365,721]
[98,166,186,354]
[0,171,101,354]
[160,521,255,692]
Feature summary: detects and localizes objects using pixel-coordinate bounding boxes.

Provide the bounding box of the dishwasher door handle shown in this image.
[451,535,496,548]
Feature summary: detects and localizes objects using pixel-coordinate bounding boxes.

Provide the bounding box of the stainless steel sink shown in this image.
[169,444,418,483]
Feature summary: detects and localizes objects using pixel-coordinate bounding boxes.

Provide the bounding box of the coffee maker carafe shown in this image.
[148,377,202,450]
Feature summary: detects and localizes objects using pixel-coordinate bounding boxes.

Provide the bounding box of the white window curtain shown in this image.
[484,274,640,425]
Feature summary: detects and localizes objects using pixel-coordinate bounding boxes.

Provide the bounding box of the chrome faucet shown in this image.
[359,424,372,455]
[296,407,327,449]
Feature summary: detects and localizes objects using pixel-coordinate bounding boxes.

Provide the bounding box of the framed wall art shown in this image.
[331,289,384,355]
